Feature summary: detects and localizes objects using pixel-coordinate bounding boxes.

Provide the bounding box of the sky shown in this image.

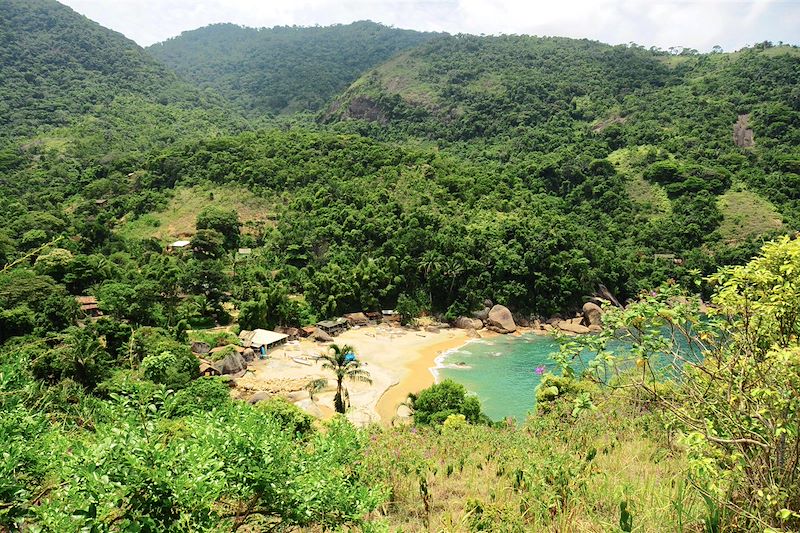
[59,0,800,52]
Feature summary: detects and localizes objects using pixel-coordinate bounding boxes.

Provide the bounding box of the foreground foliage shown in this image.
[557,236,800,530]
[364,396,700,532]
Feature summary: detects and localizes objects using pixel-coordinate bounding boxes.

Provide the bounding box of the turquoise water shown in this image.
[437,327,705,422]
[436,333,560,422]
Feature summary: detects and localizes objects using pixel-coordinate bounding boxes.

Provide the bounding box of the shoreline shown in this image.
[234,324,473,426]
[375,333,473,422]
[232,325,543,425]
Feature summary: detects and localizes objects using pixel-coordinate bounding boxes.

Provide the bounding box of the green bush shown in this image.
[140,350,198,390]
[170,377,231,417]
[256,397,314,437]
[412,379,488,425]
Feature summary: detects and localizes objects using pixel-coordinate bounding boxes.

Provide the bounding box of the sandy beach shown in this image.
[233,324,472,425]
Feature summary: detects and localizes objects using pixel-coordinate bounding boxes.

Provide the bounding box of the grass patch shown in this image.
[364,397,702,531]
[375,52,440,108]
[609,147,672,219]
[718,186,784,243]
[117,183,275,242]
[187,328,240,349]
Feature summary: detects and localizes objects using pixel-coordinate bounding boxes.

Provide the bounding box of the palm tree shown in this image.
[319,344,372,413]
[418,251,442,306]
[305,378,327,401]
[442,257,464,302]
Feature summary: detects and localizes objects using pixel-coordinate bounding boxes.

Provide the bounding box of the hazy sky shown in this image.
[59,0,799,51]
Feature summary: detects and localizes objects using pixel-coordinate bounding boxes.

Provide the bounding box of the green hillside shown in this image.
[0,0,251,162]
[327,36,800,263]
[147,21,440,116]
[1,5,800,531]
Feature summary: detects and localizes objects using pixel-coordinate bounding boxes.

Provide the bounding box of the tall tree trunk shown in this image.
[334,377,345,413]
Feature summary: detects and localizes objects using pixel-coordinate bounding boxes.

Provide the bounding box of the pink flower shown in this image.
[535,365,546,376]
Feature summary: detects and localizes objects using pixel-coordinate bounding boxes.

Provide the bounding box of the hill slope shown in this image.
[0,0,226,143]
[326,36,800,252]
[147,21,440,116]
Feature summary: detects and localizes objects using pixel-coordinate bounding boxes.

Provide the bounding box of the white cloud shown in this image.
[59,0,800,51]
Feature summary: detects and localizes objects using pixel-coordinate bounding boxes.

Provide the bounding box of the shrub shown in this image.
[170,377,231,417]
[256,397,314,437]
[412,379,488,425]
[140,350,198,390]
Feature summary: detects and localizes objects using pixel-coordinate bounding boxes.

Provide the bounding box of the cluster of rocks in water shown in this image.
[453,300,605,336]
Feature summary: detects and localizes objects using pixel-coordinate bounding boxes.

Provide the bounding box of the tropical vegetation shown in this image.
[0,0,799,529]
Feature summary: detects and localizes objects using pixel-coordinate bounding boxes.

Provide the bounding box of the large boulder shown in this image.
[218,351,248,375]
[557,320,590,335]
[486,305,517,334]
[344,312,369,326]
[455,316,483,330]
[248,391,270,404]
[582,302,603,327]
[516,316,531,328]
[311,328,333,342]
[472,307,490,321]
[242,348,256,362]
[294,398,323,418]
[191,341,210,355]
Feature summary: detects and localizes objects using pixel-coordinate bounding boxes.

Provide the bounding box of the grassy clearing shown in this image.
[375,53,440,108]
[609,147,672,219]
[717,186,783,244]
[116,183,275,242]
[364,398,702,531]
[187,328,240,349]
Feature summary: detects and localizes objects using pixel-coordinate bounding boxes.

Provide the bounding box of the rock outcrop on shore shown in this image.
[486,304,517,333]
[556,319,590,335]
[218,351,248,374]
[455,316,483,330]
[582,302,603,327]
[312,328,333,342]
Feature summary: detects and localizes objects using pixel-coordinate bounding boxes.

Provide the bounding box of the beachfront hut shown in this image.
[76,296,102,318]
[167,240,191,253]
[382,309,401,323]
[365,311,382,322]
[316,318,349,337]
[239,329,289,356]
[344,312,369,327]
[199,359,221,377]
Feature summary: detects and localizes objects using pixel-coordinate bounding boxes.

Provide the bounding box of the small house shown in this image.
[344,312,369,327]
[316,318,349,336]
[239,329,289,356]
[654,253,684,265]
[199,359,221,377]
[300,326,316,338]
[76,296,102,318]
[365,311,382,322]
[237,248,252,256]
[382,309,400,323]
[167,240,191,253]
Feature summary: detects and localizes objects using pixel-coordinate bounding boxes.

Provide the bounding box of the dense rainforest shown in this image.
[1,0,800,530]
[147,21,440,116]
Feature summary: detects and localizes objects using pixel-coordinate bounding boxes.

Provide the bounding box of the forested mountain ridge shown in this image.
[325,35,677,142]
[325,35,800,264]
[3,4,800,531]
[0,0,238,144]
[146,21,441,116]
